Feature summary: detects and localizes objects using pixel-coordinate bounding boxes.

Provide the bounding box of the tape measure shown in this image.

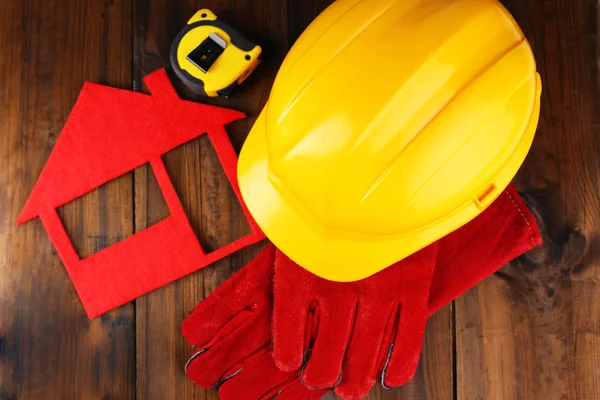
[170,9,262,97]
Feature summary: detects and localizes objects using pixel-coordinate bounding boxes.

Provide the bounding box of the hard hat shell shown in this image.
[238,0,541,281]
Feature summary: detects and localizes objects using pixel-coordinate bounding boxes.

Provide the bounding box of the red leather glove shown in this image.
[183,185,541,399]
[429,186,542,314]
[183,244,325,399]
[273,245,436,396]
[183,243,433,400]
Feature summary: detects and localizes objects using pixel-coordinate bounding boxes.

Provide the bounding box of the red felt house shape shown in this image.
[17,69,265,318]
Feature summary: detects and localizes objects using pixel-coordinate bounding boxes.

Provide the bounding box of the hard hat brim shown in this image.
[238,109,447,281]
[239,81,541,282]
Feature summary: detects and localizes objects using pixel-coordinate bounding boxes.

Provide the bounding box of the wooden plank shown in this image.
[287,1,455,399]
[0,0,135,399]
[133,2,202,399]
[455,0,600,399]
[133,0,286,399]
[379,306,454,400]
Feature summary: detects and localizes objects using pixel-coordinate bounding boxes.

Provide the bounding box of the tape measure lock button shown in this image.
[171,9,262,97]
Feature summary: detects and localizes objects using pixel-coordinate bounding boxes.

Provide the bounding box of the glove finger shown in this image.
[185,304,271,388]
[217,347,289,399]
[218,347,328,400]
[183,244,275,347]
[333,305,393,400]
[272,250,313,372]
[380,298,429,388]
[301,299,356,389]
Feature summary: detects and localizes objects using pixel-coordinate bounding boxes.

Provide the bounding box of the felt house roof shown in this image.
[18,69,244,224]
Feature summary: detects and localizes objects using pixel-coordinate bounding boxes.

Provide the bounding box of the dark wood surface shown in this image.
[0,0,598,399]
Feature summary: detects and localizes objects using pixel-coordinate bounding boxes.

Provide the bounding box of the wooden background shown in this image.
[1,0,599,399]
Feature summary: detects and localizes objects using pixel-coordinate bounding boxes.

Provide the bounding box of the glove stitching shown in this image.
[184,348,207,374]
[218,347,269,388]
[505,189,536,247]
[214,367,244,389]
[379,302,403,390]
[380,342,395,390]
[266,389,283,400]
[299,300,359,390]
[300,350,344,391]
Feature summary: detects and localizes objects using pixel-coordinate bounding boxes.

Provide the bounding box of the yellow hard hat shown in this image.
[238,0,541,281]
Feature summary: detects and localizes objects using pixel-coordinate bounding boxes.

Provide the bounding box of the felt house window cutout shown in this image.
[17,69,265,318]
[58,161,170,258]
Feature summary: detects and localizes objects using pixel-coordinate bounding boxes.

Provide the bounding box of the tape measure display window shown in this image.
[187,33,227,74]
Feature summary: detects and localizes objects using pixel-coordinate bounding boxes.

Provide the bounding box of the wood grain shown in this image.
[133,2,204,399]
[132,0,285,399]
[1,0,599,399]
[0,0,135,399]
[455,0,600,399]
[288,1,455,399]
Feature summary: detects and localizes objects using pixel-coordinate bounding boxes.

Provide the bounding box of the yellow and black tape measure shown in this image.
[170,10,262,97]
